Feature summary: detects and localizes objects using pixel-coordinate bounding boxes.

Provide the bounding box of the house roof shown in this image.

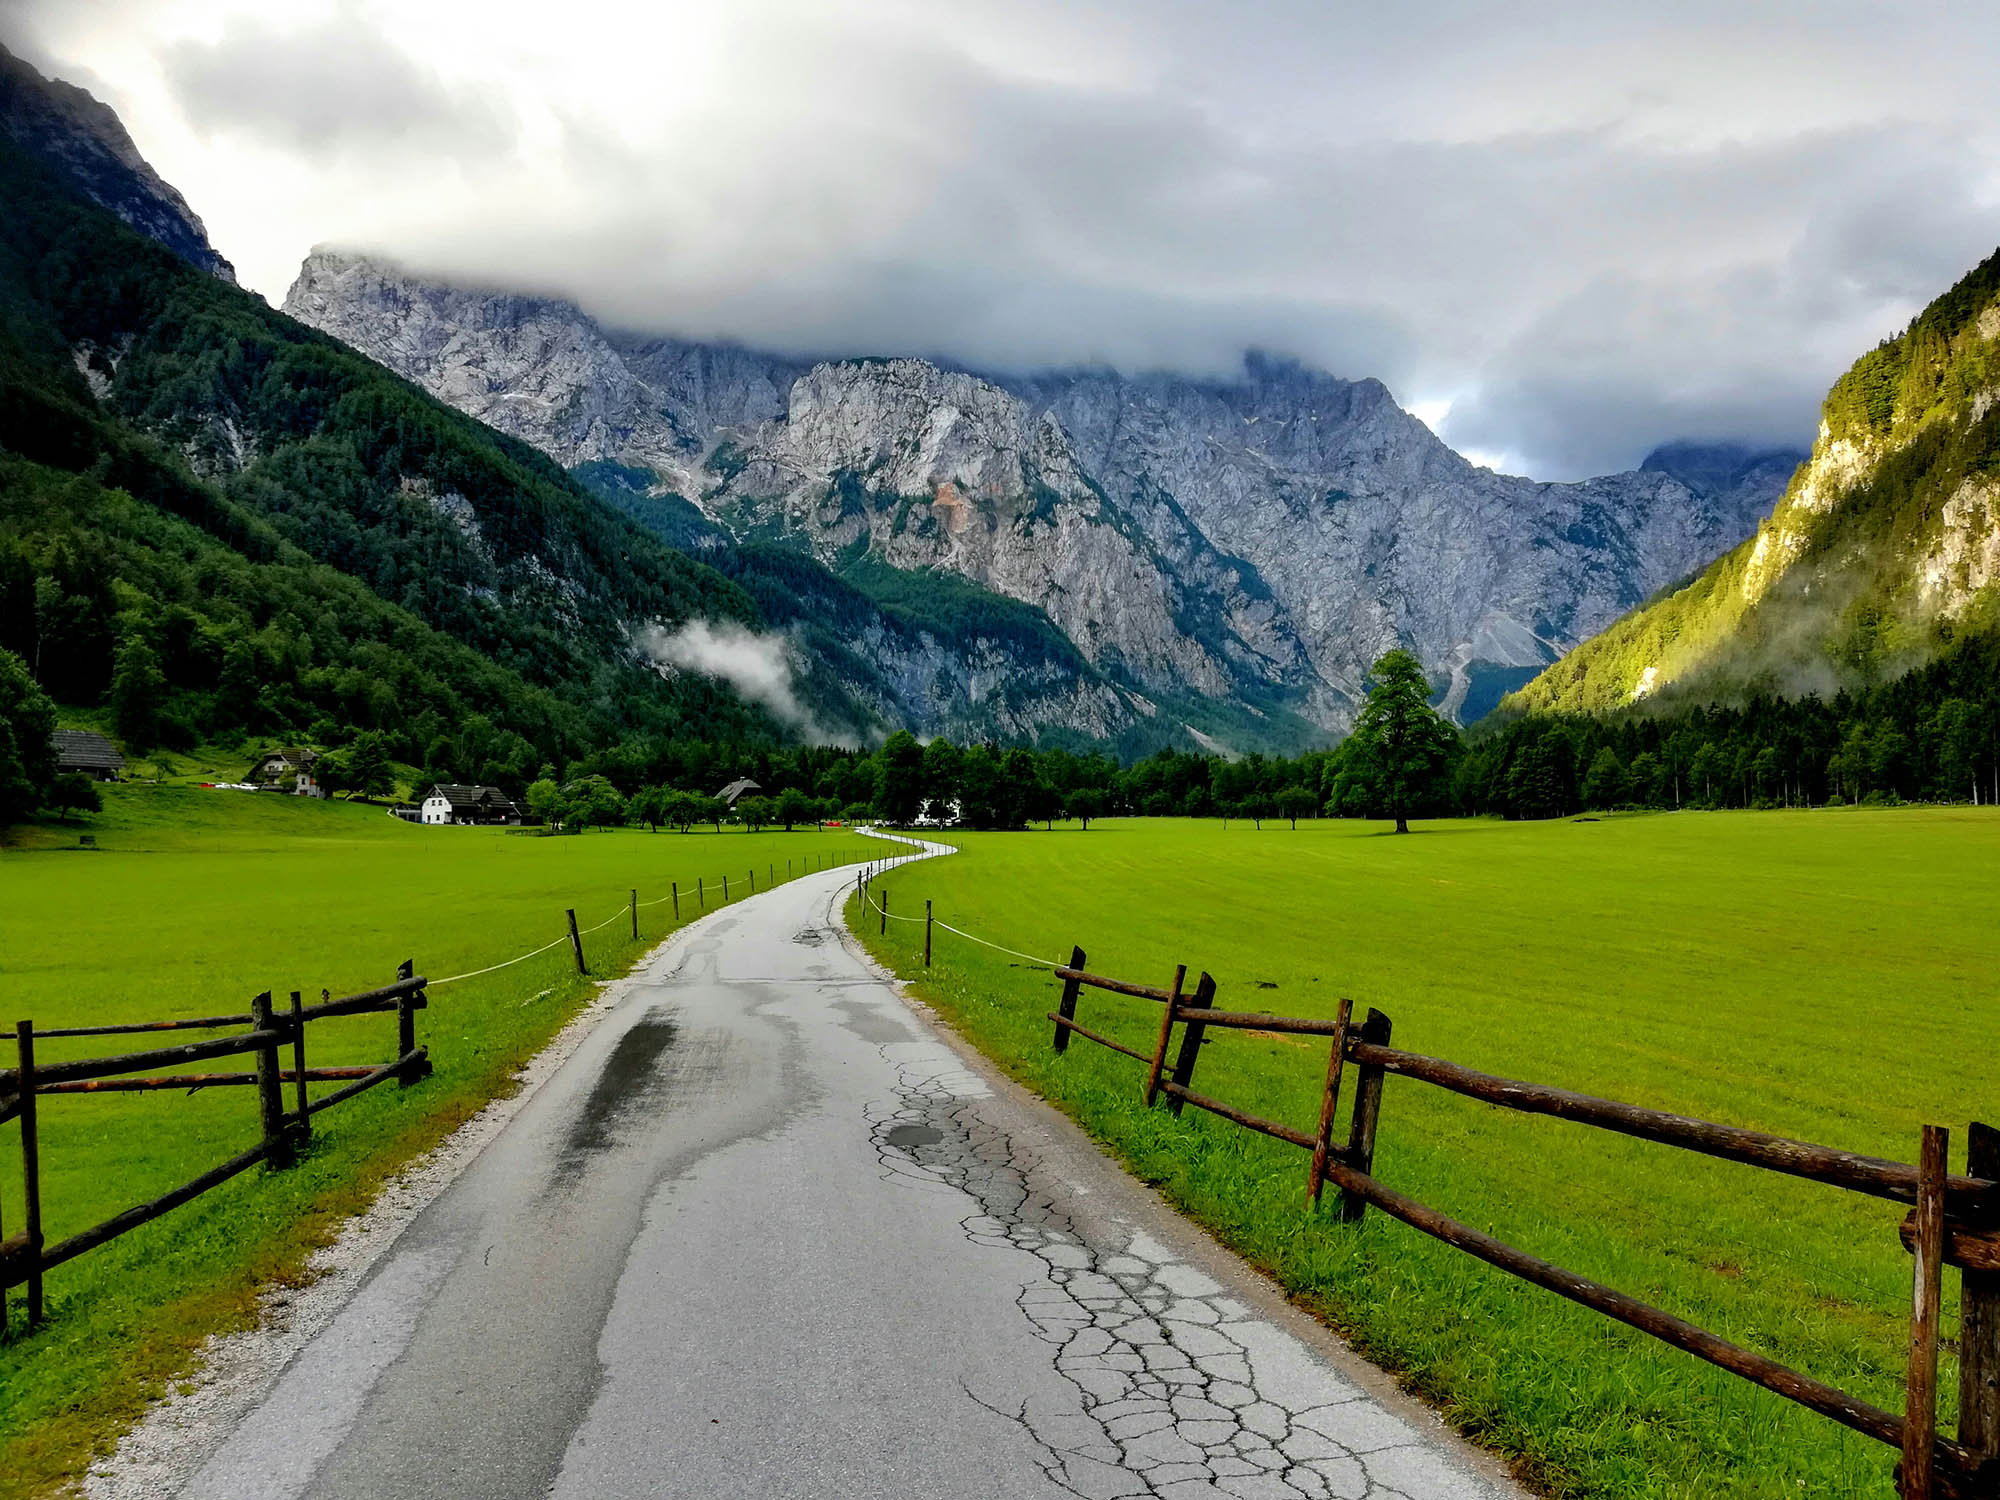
[423,783,520,813]
[716,778,762,805]
[51,729,124,771]
[249,746,320,778]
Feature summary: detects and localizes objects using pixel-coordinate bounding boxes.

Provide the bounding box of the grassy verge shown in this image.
[0,787,888,1498]
[847,811,2000,1500]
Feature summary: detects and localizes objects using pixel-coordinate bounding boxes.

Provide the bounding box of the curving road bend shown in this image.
[174,841,1523,1500]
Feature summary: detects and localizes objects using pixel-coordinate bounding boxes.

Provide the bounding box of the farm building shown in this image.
[715,778,762,806]
[419,784,523,826]
[247,747,323,797]
[51,729,124,781]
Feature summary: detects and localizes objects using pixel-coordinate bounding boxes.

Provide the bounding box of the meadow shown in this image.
[849,809,2000,1500]
[0,787,886,1497]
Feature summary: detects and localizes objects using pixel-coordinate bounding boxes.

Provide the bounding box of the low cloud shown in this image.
[15,1,2000,476]
[158,7,512,162]
[635,619,845,745]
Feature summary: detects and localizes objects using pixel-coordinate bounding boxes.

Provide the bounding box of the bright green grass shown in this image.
[850,811,2000,1500]
[0,787,887,1497]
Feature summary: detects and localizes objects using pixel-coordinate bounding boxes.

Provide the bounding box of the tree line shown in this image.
[13,622,2000,833]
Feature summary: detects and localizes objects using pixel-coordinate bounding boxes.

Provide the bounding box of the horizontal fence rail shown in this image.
[1044,947,1999,1500]
[0,963,433,1336]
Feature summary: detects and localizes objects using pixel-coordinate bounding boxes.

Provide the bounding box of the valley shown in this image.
[3,18,1999,1500]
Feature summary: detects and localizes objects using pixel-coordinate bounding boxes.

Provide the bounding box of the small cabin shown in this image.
[51,729,124,782]
[419,783,523,826]
[247,747,323,797]
[716,777,762,807]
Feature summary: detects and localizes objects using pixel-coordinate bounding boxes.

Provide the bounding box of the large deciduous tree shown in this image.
[1348,649,1458,834]
[0,649,57,823]
[873,730,925,824]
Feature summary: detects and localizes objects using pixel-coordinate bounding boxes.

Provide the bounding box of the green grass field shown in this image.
[849,810,2000,1500]
[0,787,887,1497]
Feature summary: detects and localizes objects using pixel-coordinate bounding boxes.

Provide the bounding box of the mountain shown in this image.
[1506,247,2000,716]
[0,43,234,282]
[285,250,1799,736]
[0,72,1156,754]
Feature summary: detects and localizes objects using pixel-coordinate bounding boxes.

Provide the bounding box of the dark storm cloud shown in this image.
[12,1,2000,476]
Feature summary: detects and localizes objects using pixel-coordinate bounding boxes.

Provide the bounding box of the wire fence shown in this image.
[851,834,1065,970]
[424,841,885,988]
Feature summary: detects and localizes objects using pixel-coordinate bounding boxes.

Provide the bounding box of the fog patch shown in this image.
[635,619,851,746]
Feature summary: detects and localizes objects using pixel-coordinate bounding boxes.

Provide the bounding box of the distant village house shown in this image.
[51,730,124,782]
[716,778,762,806]
[420,783,523,826]
[247,747,324,797]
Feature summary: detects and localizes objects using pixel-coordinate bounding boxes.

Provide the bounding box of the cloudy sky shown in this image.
[7,0,1999,477]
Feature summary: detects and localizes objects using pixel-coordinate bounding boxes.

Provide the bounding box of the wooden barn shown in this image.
[50,729,124,782]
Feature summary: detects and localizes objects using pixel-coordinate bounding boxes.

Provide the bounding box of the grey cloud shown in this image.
[17,0,2000,475]
[159,9,512,161]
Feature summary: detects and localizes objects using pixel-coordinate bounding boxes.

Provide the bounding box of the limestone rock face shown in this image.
[287,250,1795,736]
[0,44,234,282]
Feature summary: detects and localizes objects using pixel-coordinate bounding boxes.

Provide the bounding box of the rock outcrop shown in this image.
[286,250,1799,736]
[0,43,234,282]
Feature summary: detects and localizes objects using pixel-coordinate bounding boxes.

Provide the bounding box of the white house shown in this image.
[419,784,522,825]
[247,747,323,797]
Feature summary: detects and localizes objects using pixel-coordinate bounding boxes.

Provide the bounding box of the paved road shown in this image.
[181,846,1521,1500]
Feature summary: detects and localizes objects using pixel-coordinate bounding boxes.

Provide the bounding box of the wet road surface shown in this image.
[181,847,1523,1500]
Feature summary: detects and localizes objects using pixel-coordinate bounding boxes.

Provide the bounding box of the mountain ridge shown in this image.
[285,248,1803,734]
[1506,246,2000,717]
[0,43,235,283]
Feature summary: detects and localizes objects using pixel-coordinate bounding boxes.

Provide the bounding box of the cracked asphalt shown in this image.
[175,848,1525,1500]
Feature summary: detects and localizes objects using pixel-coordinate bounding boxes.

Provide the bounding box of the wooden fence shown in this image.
[0,964,431,1334]
[1049,948,1999,1500]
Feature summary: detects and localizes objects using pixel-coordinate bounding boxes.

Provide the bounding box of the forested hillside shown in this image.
[0,136,793,815]
[1510,247,2000,715]
[1459,246,2000,818]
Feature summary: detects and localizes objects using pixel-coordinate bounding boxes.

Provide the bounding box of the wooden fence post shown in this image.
[1960,1121,2000,1466]
[925,901,933,967]
[566,910,587,975]
[1165,973,1217,1118]
[1307,998,1355,1209]
[1903,1124,1948,1500]
[630,889,638,940]
[1144,966,1188,1107]
[698,877,704,908]
[1338,1008,1392,1222]
[395,959,430,1086]
[749,869,755,894]
[250,993,291,1169]
[881,887,889,935]
[671,881,679,920]
[1053,946,1085,1052]
[289,990,309,1137]
[18,1020,42,1326]
[722,875,729,902]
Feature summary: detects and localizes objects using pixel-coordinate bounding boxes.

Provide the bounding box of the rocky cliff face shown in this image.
[286,250,1798,737]
[0,44,234,282]
[1508,247,2000,714]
